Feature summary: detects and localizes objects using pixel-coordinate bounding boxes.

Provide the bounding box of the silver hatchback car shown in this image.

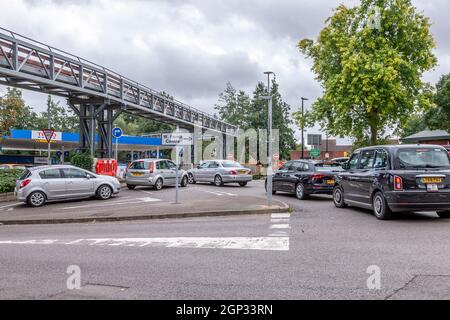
[15,165,121,207]
[187,160,252,186]
[125,159,188,190]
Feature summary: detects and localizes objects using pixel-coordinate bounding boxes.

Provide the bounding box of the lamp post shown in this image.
[301,97,308,159]
[263,71,274,207]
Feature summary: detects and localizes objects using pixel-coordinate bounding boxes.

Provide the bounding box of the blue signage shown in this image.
[112,127,123,139]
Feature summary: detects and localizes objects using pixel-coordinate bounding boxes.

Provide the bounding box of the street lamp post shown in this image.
[301,97,308,159]
[263,71,274,207]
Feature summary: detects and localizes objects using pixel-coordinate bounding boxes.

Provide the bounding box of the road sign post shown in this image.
[42,129,54,165]
[112,127,123,161]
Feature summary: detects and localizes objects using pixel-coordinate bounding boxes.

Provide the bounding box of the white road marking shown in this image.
[0,237,289,251]
[138,190,154,195]
[0,203,22,210]
[270,218,290,224]
[62,197,160,210]
[269,224,291,229]
[271,213,290,219]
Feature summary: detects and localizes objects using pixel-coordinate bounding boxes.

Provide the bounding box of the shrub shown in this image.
[0,169,23,193]
[71,152,94,172]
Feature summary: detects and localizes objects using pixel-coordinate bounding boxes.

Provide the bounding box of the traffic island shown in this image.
[0,196,290,225]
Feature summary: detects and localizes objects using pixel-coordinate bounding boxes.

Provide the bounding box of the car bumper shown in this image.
[307,184,334,195]
[221,174,253,183]
[385,190,450,212]
[125,177,154,186]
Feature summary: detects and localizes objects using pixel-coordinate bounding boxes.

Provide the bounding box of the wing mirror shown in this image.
[196,165,200,169]
[342,162,350,170]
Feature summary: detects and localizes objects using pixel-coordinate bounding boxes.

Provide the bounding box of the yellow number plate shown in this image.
[132,172,144,177]
[326,180,335,185]
[422,177,443,184]
[238,170,247,174]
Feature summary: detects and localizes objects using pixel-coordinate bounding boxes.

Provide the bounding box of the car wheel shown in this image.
[214,175,224,186]
[372,192,392,220]
[437,211,450,219]
[238,182,247,187]
[27,191,46,207]
[154,178,163,191]
[187,173,196,184]
[97,185,113,200]
[181,176,188,187]
[127,184,136,190]
[333,186,347,208]
[295,183,308,200]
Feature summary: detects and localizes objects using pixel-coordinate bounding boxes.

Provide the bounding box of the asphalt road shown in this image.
[0,180,449,300]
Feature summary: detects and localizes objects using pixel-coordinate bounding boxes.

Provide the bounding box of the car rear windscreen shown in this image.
[397,148,450,169]
[130,161,150,170]
[314,163,344,172]
[221,161,243,168]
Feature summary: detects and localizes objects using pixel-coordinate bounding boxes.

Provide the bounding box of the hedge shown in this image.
[71,152,94,172]
[0,169,23,193]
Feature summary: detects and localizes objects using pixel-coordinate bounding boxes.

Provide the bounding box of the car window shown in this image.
[62,168,88,178]
[208,161,220,168]
[129,161,149,170]
[359,150,376,169]
[157,161,169,170]
[19,169,31,180]
[348,153,360,170]
[167,161,177,169]
[198,162,210,169]
[221,161,242,168]
[290,162,304,171]
[39,169,62,179]
[374,150,388,169]
[279,161,292,171]
[315,162,345,172]
[397,148,450,169]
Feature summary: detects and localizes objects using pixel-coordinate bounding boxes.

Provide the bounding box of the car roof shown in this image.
[354,144,447,152]
[28,165,79,171]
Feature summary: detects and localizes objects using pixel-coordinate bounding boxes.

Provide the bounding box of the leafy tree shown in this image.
[0,88,26,135]
[299,0,437,145]
[215,80,296,159]
[427,73,450,132]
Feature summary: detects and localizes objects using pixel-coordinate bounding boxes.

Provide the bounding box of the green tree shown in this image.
[299,0,437,145]
[427,73,450,132]
[0,88,26,135]
[215,80,296,159]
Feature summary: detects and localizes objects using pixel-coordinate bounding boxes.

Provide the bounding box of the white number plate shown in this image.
[426,184,438,192]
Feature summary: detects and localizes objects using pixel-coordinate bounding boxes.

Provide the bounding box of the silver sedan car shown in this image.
[187,160,252,187]
[15,165,121,207]
[125,159,188,190]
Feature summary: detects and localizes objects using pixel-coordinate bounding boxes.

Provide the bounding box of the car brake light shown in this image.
[150,162,154,173]
[311,174,325,182]
[20,179,31,189]
[247,169,252,175]
[393,175,403,191]
[229,170,237,175]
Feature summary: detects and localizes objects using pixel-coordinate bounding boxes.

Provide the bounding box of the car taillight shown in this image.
[150,162,154,173]
[20,179,31,189]
[311,174,325,182]
[247,169,252,175]
[393,175,403,191]
[229,170,237,175]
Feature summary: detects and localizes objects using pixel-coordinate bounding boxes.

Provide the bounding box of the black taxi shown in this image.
[333,145,450,220]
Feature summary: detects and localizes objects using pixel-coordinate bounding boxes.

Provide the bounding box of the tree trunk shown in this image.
[370,124,377,145]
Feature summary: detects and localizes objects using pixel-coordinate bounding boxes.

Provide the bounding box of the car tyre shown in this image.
[187,173,196,184]
[333,186,347,208]
[97,185,113,200]
[372,192,392,220]
[27,191,46,207]
[154,178,163,191]
[127,184,136,190]
[295,183,308,200]
[437,211,450,219]
[181,175,188,187]
[214,175,224,187]
[238,182,247,187]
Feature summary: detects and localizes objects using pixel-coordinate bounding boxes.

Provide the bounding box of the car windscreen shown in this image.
[18,169,31,180]
[221,161,243,168]
[396,148,450,169]
[314,163,345,172]
[129,161,150,170]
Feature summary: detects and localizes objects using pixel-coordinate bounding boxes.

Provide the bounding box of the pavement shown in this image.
[0,181,449,300]
[0,181,288,225]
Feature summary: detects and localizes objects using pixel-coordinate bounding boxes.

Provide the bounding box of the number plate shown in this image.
[326,180,335,185]
[422,177,443,184]
[132,172,144,177]
[238,170,247,175]
[426,184,439,192]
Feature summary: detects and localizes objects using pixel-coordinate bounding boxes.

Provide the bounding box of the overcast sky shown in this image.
[1,0,449,144]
